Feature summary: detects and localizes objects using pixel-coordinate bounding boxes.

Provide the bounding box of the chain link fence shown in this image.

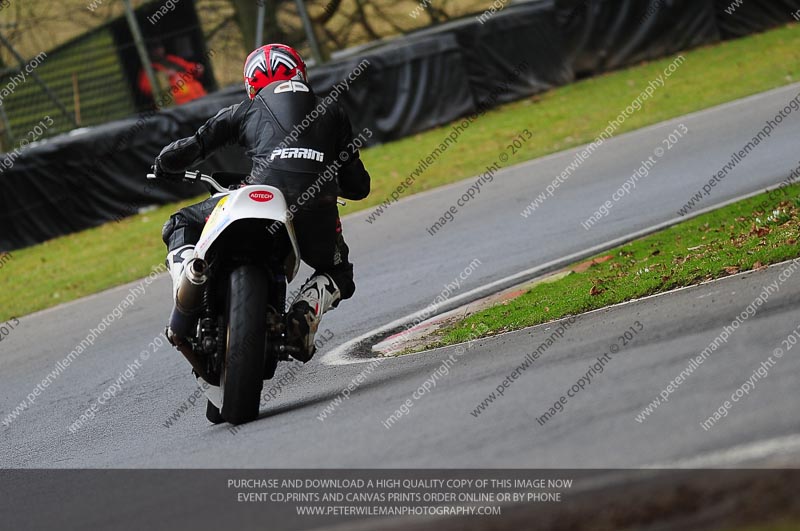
[0,0,214,152]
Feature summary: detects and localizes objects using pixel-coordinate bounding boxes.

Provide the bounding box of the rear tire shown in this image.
[206,400,224,424]
[221,265,268,425]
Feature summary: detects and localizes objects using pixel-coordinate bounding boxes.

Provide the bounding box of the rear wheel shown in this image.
[220,265,268,425]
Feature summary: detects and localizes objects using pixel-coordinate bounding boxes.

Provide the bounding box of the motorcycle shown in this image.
[147,170,304,425]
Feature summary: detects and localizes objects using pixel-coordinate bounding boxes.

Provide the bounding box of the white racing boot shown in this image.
[166,245,196,301]
[288,274,341,362]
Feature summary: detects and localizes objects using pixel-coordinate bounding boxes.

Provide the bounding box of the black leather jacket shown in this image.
[156,80,370,204]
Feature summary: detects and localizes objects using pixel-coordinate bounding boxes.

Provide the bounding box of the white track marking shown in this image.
[323,83,800,365]
[321,188,794,366]
[645,434,800,468]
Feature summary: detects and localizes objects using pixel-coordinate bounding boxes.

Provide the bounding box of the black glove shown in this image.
[152,160,184,182]
[337,159,370,200]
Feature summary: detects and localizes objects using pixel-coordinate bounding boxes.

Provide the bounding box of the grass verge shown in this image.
[434,184,800,348]
[2,24,800,321]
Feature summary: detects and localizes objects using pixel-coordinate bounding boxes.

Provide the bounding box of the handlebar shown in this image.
[146,170,228,194]
[146,170,346,205]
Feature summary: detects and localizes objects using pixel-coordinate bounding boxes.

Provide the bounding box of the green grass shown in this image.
[434,185,800,348]
[3,24,800,321]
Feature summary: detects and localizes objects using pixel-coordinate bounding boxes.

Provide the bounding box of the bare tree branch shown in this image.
[352,0,379,41]
[312,0,342,26]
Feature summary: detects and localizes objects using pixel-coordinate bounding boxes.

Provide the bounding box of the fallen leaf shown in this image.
[724,266,740,275]
[590,285,604,296]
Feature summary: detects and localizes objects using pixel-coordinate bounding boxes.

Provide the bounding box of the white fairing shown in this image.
[194,185,301,281]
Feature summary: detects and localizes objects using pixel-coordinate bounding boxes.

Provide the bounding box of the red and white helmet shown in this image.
[243,43,307,99]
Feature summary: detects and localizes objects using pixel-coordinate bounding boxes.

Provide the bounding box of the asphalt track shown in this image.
[2,83,800,474]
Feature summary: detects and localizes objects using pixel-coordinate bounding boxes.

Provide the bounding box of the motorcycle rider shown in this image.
[153,43,370,362]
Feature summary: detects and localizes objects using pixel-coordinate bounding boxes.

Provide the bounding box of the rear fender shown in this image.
[195,186,301,281]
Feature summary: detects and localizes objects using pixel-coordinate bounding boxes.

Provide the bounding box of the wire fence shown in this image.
[0,3,212,153]
[0,27,136,151]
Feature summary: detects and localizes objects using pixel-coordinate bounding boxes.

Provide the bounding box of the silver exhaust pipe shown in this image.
[168,258,217,383]
[169,258,208,340]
